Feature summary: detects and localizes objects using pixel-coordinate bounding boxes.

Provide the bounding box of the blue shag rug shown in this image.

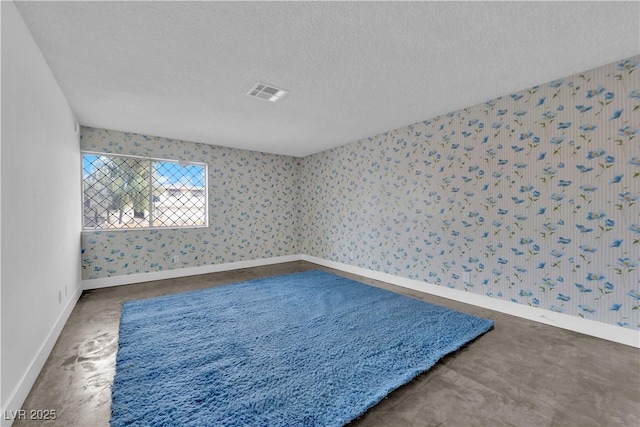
[111,270,493,426]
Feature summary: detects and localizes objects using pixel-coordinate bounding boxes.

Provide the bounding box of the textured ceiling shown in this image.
[15,1,640,157]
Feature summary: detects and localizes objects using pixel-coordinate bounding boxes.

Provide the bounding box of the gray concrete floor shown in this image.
[14,261,640,426]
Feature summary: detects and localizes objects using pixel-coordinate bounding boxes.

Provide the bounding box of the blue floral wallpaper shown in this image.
[80,127,301,279]
[299,56,640,330]
[82,56,639,330]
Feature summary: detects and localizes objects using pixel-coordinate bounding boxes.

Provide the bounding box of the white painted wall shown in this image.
[0,2,3,416]
[1,2,82,424]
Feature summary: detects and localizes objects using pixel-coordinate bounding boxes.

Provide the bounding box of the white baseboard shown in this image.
[7,254,634,427]
[300,255,640,349]
[81,253,639,348]
[82,255,302,290]
[1,284,83,427]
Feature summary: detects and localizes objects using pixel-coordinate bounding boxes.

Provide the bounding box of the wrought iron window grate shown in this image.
[82,153,207,230]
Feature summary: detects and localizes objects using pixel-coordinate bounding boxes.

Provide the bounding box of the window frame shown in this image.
[81,151,209,232]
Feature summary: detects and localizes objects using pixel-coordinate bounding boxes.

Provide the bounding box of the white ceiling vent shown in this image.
[247,82,288,103]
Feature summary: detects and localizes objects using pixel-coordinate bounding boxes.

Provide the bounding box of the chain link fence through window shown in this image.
[82,153,207,230]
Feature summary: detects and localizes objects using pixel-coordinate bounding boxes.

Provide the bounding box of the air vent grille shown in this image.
[247,82,288,103]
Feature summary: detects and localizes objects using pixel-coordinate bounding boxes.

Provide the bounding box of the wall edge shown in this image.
[1,285,82,427]
[300,255,640,349]
[82,255,302,290]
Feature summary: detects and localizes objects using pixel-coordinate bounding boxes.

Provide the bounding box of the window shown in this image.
[82,153,207,230]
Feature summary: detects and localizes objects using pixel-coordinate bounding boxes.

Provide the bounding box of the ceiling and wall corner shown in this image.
[13,1,640,157]
[299,53,640,335]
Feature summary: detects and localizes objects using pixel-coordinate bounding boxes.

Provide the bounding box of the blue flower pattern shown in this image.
[82,56,639,330]
[81,128,301,280]
[299,56,639,330]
